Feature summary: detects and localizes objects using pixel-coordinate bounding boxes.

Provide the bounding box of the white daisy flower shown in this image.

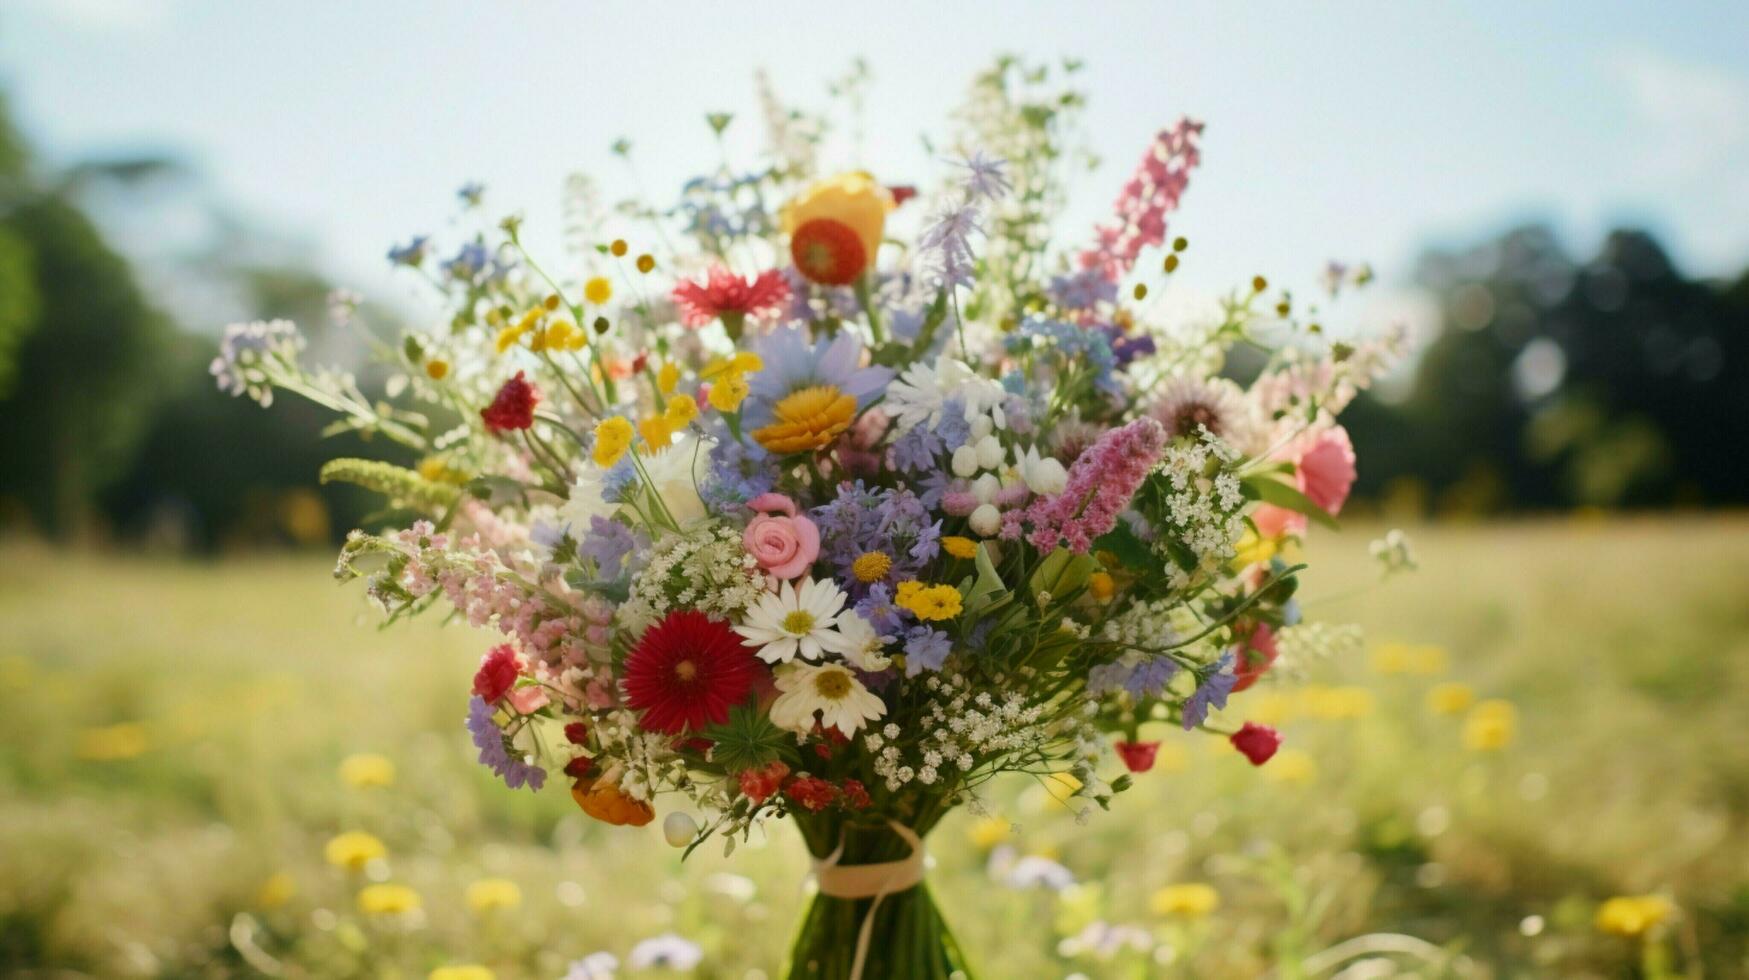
[769,661,888,736]
[733,577,853,664]
[883,356,1007,433]
[834,611,893,672]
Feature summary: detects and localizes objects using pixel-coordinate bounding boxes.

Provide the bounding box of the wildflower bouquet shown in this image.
[217,61,1402,979]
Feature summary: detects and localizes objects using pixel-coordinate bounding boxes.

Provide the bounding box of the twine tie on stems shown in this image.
[810,820,926,980]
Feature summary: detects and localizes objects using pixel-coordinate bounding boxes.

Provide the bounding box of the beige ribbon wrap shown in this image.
[809,820,926,980]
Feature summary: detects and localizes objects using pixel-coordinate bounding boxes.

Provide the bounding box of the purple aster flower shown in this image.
[700,436,778,514]
[1049,268,1118,310]
[902,626,952,677]
[743,326,892,430]
[1124,656,1179,697]
[466,696,546,791]
[812,482,941,595]
[933,397,971,451]
[855,583,906,634]
[580,515,639,580]
[890,425,943,473]
[1182,654,1238,730]
[600,457,639,504]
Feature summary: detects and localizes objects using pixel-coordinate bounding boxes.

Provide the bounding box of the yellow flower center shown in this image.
[673,659,698,682]
[753,385,857,454]
[812,669,853,701]
[781,610,816,635]
[851,551,893,582]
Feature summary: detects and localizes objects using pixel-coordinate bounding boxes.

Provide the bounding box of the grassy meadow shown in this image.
[2,517,1747,978]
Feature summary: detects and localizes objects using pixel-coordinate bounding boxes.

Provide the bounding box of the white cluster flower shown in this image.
[1370,528,1417,575]
[618,523,764,634]
[211,319,303,406]
[1273,621,1365,677]
[871,672,1051,792]
[1149,441,1247,592]
[592,710,685,802]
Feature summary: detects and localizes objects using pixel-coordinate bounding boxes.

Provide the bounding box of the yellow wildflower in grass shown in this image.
[967,816,1012,849]
[429,968,494,980]
[752,385,856,453]
[707,371,750,413]
[324,831,387,871]
[76,722,150,760]
[425,358,450,380]
[357,883,421,916]
[1407,644,1449,674]
[1373,642,1450,675]
[257,871,297,908]
[338,753,395,788]
[592,416,634,467]
[1265,749,1318,784]
[1151,883,1220,918]
[1246,691,1298,727]
[940,536,978,560]
[465,878,523,914]
[1088,571,1116,601]
[1463,699,1517,751]
[1426,682,1475,716]
[851,551,893,583]
[656,361,680,395]
[1044,770,1083,808]
[1370,641,1413,674]
[895,582,962,621]
[1595,894,1674,938]
[1302,685,1375,720]
[583,276,613,305]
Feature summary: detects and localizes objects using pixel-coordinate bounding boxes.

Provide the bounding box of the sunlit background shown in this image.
[2,3,1747,978]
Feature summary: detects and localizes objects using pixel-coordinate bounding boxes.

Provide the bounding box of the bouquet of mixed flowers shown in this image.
[216,60,1404,978]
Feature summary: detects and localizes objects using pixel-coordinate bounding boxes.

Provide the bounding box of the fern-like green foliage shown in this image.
[703,702,791,774]
[319,458,459,512]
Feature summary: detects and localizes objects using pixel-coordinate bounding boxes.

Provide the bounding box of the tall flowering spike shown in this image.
[1018,417,1167,554]
[481,371,539,432]
[1078,118,1203,283]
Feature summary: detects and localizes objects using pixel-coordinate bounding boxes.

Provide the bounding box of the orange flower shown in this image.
[783,173,892,285]
[571,777,655,827]
[752,385,857,454]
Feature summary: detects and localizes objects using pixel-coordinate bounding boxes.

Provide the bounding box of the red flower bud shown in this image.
[563,722,589,745]
[480,370,539,432]
[564,755,596,779]
[1114,739,1161,773]
[1230,722,1282,766]
[737,760,789,805]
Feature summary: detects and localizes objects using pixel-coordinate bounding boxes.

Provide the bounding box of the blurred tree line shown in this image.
[0,92,1744,550]
[0,94,384,549]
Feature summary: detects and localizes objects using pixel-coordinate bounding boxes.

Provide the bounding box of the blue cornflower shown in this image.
[890,425,944,473]
[1048,268,1117,310]
[902,626,953,677]
[386,235,430,267]
[457,181,485,206]
[855,583,906,635]
[700,436,778,514]
[466,696,545,791]
[1182,654,1239,730]
[1124,657,1179,698]
[580,515,639,580]
[445,241,490,281]
[600,457,639,504]
[933,397,971,451]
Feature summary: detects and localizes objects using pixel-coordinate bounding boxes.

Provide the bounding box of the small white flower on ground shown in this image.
[733,577,854,663]
[561,951,619,980]
[627,934,702,971]
[770,662,888,736]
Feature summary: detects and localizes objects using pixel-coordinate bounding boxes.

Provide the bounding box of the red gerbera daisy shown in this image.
[789,218,866,286]
[672,266,791,333]
[623,610,764,734]
[481,371,539,432]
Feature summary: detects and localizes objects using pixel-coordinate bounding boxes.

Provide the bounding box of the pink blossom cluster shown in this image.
[1076,118,1204,283]
[1006,417,1166,553]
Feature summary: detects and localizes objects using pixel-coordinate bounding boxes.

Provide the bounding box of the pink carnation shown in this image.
[742,493,820,580]
[1295,424,1356,516]
[472,644,521,703]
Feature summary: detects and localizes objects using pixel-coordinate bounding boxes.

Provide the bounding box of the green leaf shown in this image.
[1029,546,1098,602]
[1244,475,1339,530]
[701,702,789,774]
[962,542,1008,616]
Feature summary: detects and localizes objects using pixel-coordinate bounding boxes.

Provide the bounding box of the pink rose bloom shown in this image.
[1295,424,1356,516]
[504,685,550,714]
[742,493,820,580]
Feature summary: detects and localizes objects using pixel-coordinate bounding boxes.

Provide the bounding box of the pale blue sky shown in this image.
[4,1,1747,326]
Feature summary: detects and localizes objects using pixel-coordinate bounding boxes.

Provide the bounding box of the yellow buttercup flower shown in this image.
[1301,684,1375,720]
[665,394,699,425]
[357,883,421,916]
[592,416,634,467]
[429,967,495,980]
[1595,894,1673,938]
[967,816,1011,849]
[640,415,677,453]
[338,753,396,788]
[895,582,962,621]
[465,878,523,914]
[1462,699,1516,751]
[583,276,613,305]
[1265,749,1318,784]
[1426,682,1475,716]
[941,536,978,560]
[1151,883,1220,918]
[543,319,577,350]
[656,361,680,395]
[76,722,150,760]
[325,831,386,871]
[1088,571,1116,601]
[494,323,527,355]
[752,385,856,454]
[851,551,893,583]
[707,371,750,413]
[257,871,297,909]
[702,351,763,379]
[782,172,894,285]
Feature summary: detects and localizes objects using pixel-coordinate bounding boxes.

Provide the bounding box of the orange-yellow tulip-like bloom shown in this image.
[783,172,893,285]
[571,777,655,826]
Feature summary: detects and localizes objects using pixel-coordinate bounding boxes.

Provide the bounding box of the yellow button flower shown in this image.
[707,371,751,413]
[639,415,676,453]
[257,871,297,908]
[1462,699,1517,751]
[1264,748,1318,784]
[465,878,523,914]
[1151,883,1220,918]
[429,967,494,980]
[967,816,1011,849]
[941,536,978,560]
[324,831,386,871]
[851,551,893,583]
[1426,682,1475,716]
[357,883,421,916]
[583,276,613,305]
[338,753,395,788]
[752,385,856,454]
[592,416,634,467]
[783,172,894,285]
[1595,895,1673,937]
[665,394,699,425]
[425,359,450,380]
[1088,571,1116,601]
[894,582,962,621]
